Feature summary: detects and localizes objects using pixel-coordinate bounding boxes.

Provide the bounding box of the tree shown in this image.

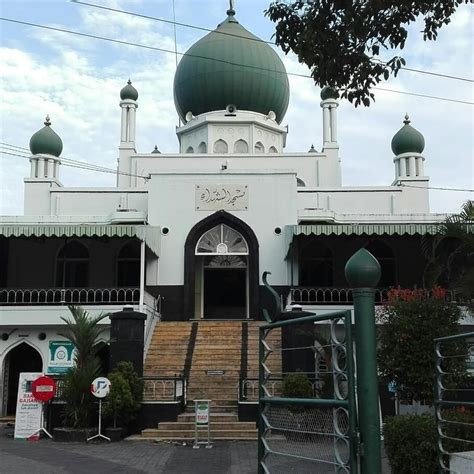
[266,1,470,106]
[423,200,474,311]
[377,288,465,405]
[58,306,110,428]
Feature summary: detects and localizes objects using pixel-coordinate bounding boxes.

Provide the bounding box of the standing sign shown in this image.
[88,377,111,442]
[14,372,43,440]
[194,399,212,449]
[32,376,57,402]
[47,341,75,374]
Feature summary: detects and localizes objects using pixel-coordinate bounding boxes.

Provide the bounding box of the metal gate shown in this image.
[258,310,358,473]
[435,331,474,473]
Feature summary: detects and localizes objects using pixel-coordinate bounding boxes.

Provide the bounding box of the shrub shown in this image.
[383,415,437,474]
[378,288,465,404]
[102,362,143,429]
[282,373,313,399]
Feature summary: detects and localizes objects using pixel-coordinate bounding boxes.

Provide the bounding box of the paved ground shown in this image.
[0,426,391,473]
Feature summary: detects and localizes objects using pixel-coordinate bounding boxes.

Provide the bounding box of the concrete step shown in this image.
[177,413,239,422]
[158,421,256,430]
[142,429,257,439]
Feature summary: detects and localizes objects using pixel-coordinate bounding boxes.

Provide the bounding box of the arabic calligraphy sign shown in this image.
[196,185,248,211]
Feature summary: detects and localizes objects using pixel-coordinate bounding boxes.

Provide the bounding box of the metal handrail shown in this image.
[142,375,187,405]
[0,287,140,305]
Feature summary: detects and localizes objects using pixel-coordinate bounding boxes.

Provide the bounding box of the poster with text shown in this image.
[14,372,43,440]
[47,340,75,374]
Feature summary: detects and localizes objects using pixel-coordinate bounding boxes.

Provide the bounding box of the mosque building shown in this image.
[0,5,444,420]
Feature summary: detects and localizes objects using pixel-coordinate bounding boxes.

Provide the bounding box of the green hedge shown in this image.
[383,415,438,474]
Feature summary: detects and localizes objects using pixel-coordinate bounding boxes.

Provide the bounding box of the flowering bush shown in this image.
[378,287,464,404]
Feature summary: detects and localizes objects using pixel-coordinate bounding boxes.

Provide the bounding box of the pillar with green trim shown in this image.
[345,248,382,474]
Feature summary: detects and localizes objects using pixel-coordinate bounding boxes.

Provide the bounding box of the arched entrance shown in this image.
[184,211,259,320]
[2,342,43,416]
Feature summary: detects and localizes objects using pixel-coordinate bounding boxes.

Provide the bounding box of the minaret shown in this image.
[320,86,339,147]
[118,79,138,187]
[391,114,430,212]
[24,115,63,214]
[319,86,342,185]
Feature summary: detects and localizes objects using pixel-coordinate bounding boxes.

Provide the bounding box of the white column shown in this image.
[30,158,36,178]
[417,157,424,176]
[322,105,330,142]
[330,105,338,142]
[37,158,45,178]
[129,106,136,143]
[399,157,406,177]
[408,156,416,177]
[121,106,127,142]
[139,239,145,313]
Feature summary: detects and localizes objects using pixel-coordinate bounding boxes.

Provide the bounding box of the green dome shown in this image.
[29,116,63,157]
[120,79,138,101]
[320,86,339,100]
[173,9,289,123]
[391,114,425,155]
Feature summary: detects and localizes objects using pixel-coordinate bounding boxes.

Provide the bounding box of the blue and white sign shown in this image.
[47,341,75,374]
[90,377,111,399]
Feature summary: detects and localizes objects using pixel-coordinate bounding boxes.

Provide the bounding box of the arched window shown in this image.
[56,241,89,287]
[299,241,333,286]
[365,240,396,287]
[186,146,194,154]
[214,139,228,154]
[196,224,248,255]
[117,240,141,287]
[254,142,264,153]
[269,146,278,153]
[198,141,207,153]
[234,139,249,153]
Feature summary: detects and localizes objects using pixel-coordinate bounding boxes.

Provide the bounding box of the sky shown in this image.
[0,0,472,215]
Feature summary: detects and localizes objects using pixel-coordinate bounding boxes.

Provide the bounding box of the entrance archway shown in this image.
[2,342,43,416]
[184,211,259,319]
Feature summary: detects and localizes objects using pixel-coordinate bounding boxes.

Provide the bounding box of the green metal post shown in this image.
[257,326,265,474]
[345,248,382,474]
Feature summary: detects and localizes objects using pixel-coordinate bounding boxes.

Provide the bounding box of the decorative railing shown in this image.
[142,375,186,406]
[289,287,461,305]
[0,287,140,305]
[239,378,282,402]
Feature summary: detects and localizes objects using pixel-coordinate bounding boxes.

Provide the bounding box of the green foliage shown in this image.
[378,290,465,404]
[282,373,313,399]
[383,415,437,474]
[102,362,143,429]
[58,306,110,428]
[441,408,474,454]
[423,200,474,312]
[266,1,470,106]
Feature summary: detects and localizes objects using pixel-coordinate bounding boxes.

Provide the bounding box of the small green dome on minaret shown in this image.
[173,6,289,123]
[120,79,138,101]
[29,115,63,157]
[391,114,425,155]
[320,86,339,100]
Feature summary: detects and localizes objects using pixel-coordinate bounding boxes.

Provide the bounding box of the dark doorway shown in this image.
[4,343,43,416]
[204,268,246,319]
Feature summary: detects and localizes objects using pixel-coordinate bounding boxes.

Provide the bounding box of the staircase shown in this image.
[141,320,281,440]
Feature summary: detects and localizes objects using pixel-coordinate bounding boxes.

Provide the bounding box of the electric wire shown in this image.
[71,0,474,83]
[2,144,472,193]
[1,17,473,106]
[0,147,149,181]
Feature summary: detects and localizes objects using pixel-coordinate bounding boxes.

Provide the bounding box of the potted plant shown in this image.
[53,306,109,441]
[102,361,143,440]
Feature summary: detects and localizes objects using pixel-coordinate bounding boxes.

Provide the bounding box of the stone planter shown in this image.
[53,427,95,442]
[105,427,123,442]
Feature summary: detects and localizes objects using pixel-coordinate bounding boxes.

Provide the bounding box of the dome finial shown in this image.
[404,113,410,124]
[44,115,51,126]
[127,78,132,85]
[227,0,235,15]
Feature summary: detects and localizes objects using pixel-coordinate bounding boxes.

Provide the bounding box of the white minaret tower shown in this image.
[319,86,342,185]
[320,86,339,148]
[118,79,138,187]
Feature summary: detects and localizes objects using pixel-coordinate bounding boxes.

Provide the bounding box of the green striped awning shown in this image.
[291,223,441,236]
[0,224,160,256]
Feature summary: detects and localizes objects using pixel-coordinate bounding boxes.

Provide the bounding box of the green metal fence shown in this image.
[435,331,474,473]
[258,310,358,473]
